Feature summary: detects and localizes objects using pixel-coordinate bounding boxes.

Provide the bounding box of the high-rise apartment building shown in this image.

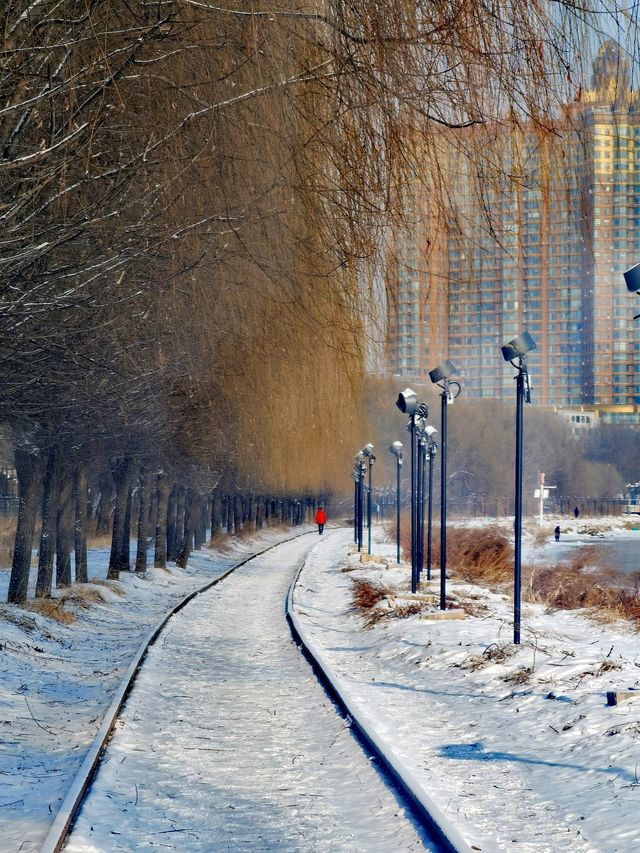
[386,41,640,420]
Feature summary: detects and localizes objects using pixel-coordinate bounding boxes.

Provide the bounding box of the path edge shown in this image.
[285,542,474,853]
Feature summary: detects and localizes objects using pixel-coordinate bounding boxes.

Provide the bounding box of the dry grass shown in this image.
[391,517,640,630]
[461,642,515,671]
[595,658,622,675]
[394,602,424,618]
[447,526,513,584]
[85,533,113,548]
[523,547,640,627]
[87,578,126,596]
[350,577,428,627]
[352,578,391,610]
[502,666,532,685]
[449,531,640,629]
[394,516,513,584]
[530,525,552,547]
[59,584,107,607]
[0,517,16,569]
[25,598,75,624]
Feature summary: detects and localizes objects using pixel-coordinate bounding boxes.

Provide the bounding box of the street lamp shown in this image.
[422,426,437,582]
[362,444,375,554]
[351,461,360,551]
[501,330,536,645]
[429,360,461,610]
[389,441,403,564]
[415,415,436,584]
[354,451,367,551]
[396,388,420,592]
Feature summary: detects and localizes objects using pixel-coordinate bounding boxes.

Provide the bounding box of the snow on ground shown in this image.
[65,534,435,852]
[292,526,640,852]
[5,516,640,852]
[0,527,313,853]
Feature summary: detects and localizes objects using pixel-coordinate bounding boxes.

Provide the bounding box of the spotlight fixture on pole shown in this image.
[429,360,461,610]
[389,441,403,564]
[396,388,420,592]
[362,444,375,555]
[501,331,536,645]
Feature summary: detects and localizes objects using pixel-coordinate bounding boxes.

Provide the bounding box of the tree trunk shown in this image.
[221,494,229,531]
[227,495,235,534]
[86,484,94,527]
[166,485,177,561]
[108,457,133,580]
[147,479,157,535]
[35,448,60,598]
[154,476,170,569]
[119,483,133,571]
[210,492,221,540]
[8,449,42,605]
[74,466,89,583]
[56,475,73,587]
[176,491,198,568]
[135,467,148,572]
[235,495,244,531]
[194,500,205,551]
[95,472,113,535]
[174,486,185,558]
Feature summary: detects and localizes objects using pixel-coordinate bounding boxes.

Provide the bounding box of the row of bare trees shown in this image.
[1,1,624,603]
[8,452,318,606]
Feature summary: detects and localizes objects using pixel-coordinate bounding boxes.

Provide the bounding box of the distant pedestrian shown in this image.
[554,525,560,542]
[315,506,326,535]
[573,506,580,519]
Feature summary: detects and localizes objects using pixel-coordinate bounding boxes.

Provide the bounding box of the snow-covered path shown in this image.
[65,532,435,851]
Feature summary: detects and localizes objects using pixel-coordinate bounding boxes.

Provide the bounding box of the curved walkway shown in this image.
[65,533,436,851]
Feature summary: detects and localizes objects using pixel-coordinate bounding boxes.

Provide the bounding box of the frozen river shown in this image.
[534,532,640,581]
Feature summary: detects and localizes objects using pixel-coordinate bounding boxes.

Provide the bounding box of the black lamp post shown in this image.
[362,444,375,554]
[389,441,403,564]
[501,331,536,645]
[429,360,461,610]
[354,451,366,551]
[424,428,437,582]
[415,408,434,585]
[351,464,361,546]
[396,388,419,592]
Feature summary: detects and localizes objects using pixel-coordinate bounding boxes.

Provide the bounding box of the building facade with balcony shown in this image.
[385,41,640,422]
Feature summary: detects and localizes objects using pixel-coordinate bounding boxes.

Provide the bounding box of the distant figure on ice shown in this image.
[554,525,561,542]
[574,506,580,519]
[315,506,327,535]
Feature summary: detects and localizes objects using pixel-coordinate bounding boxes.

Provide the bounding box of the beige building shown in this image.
[386,41,640,421]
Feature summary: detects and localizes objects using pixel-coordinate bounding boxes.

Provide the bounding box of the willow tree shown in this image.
[1,0,628,601]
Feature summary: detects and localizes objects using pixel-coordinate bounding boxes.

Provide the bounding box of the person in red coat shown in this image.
[315,506,327,534]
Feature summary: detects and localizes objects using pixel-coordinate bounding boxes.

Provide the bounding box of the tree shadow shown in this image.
[437,741,637,782]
